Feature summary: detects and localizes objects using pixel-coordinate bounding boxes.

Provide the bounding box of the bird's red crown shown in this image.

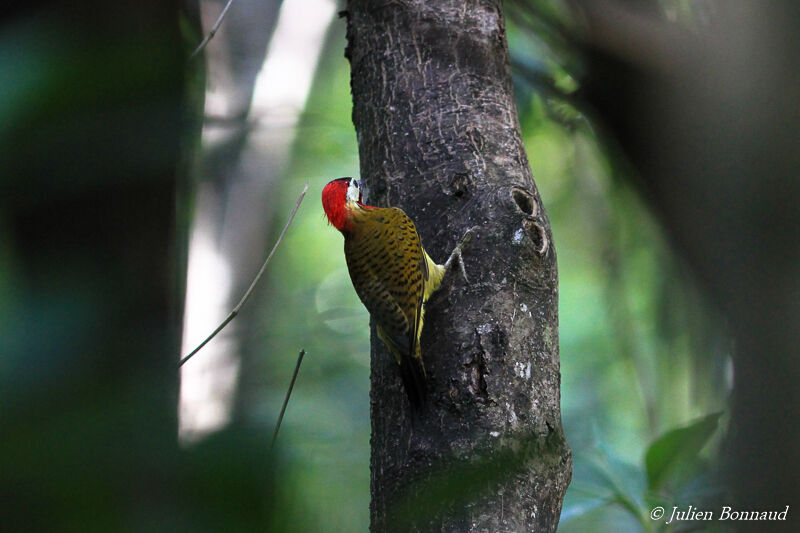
[322,177,365,232]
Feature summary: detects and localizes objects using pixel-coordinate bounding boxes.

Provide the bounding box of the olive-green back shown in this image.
[344,206,426,363]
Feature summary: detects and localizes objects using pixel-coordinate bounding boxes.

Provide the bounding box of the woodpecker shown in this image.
[322,177,472,410]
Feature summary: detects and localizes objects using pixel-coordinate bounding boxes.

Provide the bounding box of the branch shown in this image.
[190,0,237,59]
[271,349,306,449]
[179,183,309,367]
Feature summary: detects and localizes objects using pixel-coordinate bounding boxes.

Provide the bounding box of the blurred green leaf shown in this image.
[585,447,651,529]
[645,412,722,491]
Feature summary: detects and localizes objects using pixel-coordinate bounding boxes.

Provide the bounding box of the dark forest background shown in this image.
[1,0,797,531]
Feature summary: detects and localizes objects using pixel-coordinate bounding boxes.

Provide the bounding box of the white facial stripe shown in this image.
[346,178,360,203]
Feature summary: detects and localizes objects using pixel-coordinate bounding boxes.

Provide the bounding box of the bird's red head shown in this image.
[322,177,363,232]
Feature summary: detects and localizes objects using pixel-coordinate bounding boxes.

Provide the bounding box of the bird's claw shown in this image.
[445,226,478,284]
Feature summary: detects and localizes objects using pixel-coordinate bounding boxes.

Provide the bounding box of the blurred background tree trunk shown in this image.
[345,1,572,531]
[557,1,800,525]
[0,1,190,529]
[179,0,284,442]
[179,0,337,445]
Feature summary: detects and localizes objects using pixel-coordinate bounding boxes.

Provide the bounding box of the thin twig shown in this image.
[271,349,306,449]
[190,0,237,59]
[179,183,309,367]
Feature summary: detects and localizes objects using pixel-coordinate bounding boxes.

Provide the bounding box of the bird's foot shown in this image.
[443,226,478,284]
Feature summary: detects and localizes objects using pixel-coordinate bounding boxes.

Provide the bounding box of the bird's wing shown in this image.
[344,207,425,362]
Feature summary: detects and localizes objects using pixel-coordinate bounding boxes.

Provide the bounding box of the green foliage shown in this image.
[645,412,722,492]
[562,414,724,532]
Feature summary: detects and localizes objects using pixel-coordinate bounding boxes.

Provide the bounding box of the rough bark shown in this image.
[344,1,571,531]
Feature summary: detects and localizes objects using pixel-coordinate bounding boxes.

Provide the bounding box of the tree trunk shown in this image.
[344,1,571,531]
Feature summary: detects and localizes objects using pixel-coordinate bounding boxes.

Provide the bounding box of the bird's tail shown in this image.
[399,353,427,413]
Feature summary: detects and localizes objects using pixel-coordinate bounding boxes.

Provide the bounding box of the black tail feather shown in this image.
[399,355,426,413]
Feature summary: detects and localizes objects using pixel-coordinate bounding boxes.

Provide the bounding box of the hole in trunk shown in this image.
[511,187,535,216]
